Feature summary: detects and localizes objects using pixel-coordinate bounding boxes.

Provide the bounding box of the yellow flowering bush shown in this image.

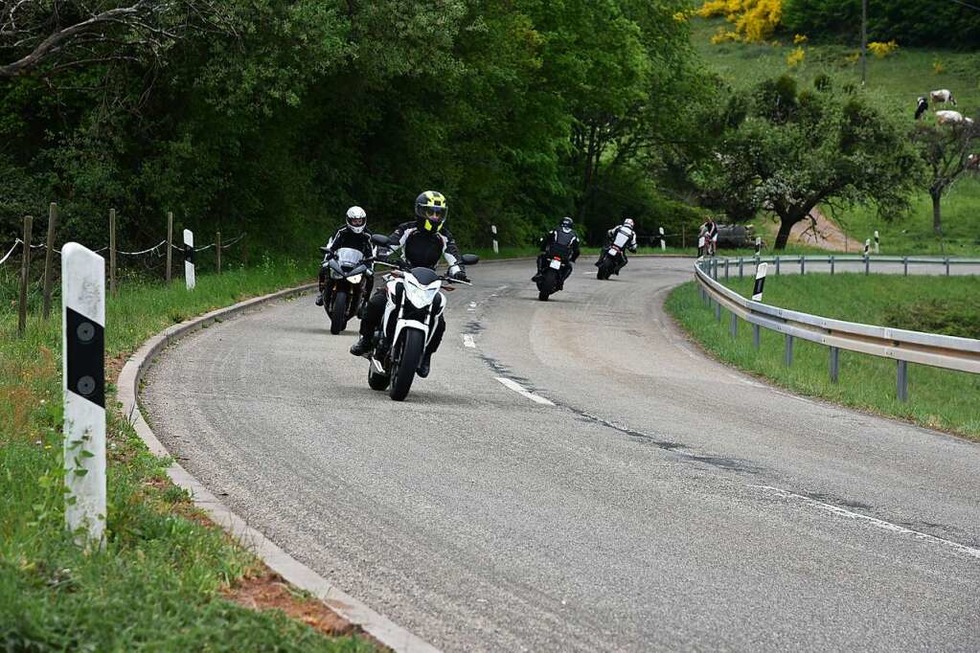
[698,0,783,43]
[787,46,805,67]
[867,40,898,58]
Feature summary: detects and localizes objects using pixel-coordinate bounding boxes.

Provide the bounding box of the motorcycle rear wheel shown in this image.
[389,329,425,401]
[537,268,558,301]
[329,290,348,334]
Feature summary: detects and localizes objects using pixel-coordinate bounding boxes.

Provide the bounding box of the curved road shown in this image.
[143,257,980,652]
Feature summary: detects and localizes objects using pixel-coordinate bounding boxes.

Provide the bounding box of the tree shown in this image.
[0,0,227,79]
[909,120,978,235]
[697,75,921,249]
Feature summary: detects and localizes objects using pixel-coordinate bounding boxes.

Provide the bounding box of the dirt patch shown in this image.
[223,570,388,649]
[764,207,854,253]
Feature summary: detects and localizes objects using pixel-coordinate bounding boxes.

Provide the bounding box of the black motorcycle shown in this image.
[535,253,571,301]
[320,246,373,335]
[595,230,633,280]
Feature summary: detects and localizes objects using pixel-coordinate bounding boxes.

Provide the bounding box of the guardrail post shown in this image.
[944,258,950,276]
[829,255,835,275]
[715,301,722,322]
[775,256,781,275]
[829,346,840,383]
[784,334,794,366]
[753,324,761,349]
[800,257,806,275]
[864,255,870,275]
[729,312,738,338]
[903,256,908,276]
[896,360,909,402]
[724,258,729,280]
[738,257,744,278]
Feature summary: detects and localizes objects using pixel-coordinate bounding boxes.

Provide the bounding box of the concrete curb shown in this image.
[117,283,440,653]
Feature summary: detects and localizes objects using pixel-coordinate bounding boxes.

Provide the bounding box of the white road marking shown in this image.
[462,334,476,348]
[753,485,980,560]
[495,377,555,406]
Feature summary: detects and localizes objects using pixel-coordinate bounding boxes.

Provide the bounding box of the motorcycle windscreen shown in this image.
[335,247,364,267]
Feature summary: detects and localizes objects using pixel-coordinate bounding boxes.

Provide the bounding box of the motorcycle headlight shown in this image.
[348,274,363,285]
[404,278,438,308]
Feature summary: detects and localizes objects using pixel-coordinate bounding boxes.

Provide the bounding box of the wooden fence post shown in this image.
[42,202,58,319]
[216,231,222,275]
[109,208,117,297]
[166,211,173,284]
[18,215,33,336]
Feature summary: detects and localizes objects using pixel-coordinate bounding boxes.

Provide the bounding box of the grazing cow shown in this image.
[936,110,964,125]
[967,154,979,171]
[915,96,928,120]
[930,89,956,106]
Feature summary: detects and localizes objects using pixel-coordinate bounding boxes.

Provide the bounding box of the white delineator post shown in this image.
[751,262,768,301]
[864,238,871,257]
[61,243,106,549]
[874,230,880,254]
[491,224,499,254]
[659,227,666,251]
[183,228,196,290]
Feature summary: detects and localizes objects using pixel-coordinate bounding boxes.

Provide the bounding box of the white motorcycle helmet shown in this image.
[346,206,367,234]
[623,218,635,229]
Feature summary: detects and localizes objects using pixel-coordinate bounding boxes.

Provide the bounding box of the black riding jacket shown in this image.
[540,228,581,262]
[324,227,374,259]
[388,221,464,273]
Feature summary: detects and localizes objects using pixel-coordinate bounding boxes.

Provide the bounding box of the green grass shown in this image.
[666,273,980,440]
[691,17,980,257]
[1,260,379,652]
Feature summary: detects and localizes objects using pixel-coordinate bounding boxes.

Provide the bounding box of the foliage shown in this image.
[681,74,923,249]
[697,0,783,43]
[782,0,980,49]
[909,121,978,235]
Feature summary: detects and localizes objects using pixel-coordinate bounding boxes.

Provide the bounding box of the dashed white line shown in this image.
[753,485,980,560]
[495,377,555,406]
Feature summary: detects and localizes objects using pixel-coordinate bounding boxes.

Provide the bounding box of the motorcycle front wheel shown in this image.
[389,329,425,401]
[329,289,348,334]
[367,359,391,391]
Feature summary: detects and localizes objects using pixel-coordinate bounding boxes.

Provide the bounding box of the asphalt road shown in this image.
[143,257,980,652]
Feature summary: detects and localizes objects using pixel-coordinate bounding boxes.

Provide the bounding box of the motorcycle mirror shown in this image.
[461,254,480,265]
[371,233,391,246]
[319,246,330,253]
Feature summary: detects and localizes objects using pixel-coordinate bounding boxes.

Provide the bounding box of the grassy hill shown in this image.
[691,17,980,256]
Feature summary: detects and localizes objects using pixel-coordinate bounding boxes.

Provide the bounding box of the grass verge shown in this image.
[1,258,382,652]
[665,273,980,440]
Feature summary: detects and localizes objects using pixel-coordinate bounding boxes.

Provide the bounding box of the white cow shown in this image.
[936,110,964,125]
[930,89,957,107]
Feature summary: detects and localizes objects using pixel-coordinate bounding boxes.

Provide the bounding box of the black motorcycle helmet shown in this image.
[559,216,573,233]
[415,191,448,233]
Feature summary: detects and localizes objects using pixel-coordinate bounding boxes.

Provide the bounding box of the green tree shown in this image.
[909,120,978,235]
[697,75,922,249]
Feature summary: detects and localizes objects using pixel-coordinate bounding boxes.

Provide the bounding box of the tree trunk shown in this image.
[930,188,943,235]
[774,219,794,250]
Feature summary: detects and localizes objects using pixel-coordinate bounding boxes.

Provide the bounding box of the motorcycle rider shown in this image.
[349,190,469,378]
[698,214,719,258]
[532,216,580,286]
[315,206,375,307]
[599,217,638,274]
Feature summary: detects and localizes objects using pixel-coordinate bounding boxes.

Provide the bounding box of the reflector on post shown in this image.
[184,229,196,290]
[751,262,768,301]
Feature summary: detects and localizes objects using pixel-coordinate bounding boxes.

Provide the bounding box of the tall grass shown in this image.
[666,274,980,439]
[0,260,378,652]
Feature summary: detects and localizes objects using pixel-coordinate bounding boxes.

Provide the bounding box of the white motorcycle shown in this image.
[366,235,479,401]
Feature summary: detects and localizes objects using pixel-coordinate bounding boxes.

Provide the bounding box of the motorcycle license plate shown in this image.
[549,258,562,270]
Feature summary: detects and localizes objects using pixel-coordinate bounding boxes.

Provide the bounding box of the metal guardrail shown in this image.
[693,259,980,401]
[703,253,980,280]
